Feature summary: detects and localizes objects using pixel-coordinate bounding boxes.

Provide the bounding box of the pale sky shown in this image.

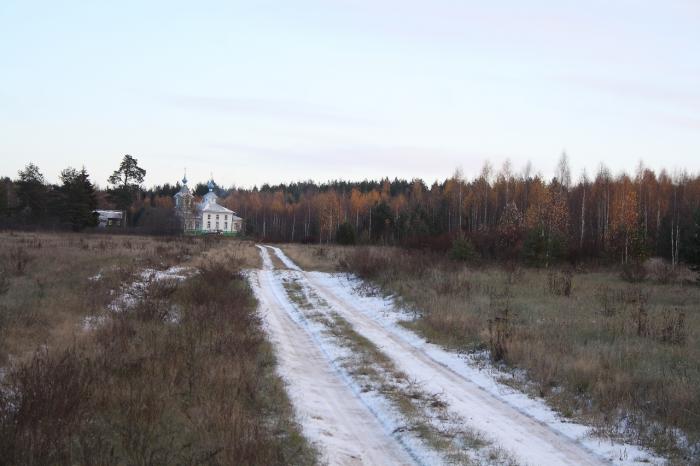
[1,0,699,188]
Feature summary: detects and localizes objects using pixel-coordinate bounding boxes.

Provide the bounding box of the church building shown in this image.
[174,175,243,235]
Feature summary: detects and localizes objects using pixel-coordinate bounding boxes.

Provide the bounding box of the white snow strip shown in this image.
[268,245,666,466]
[256,244,274,270]
[265,245,302,271]
[140,266,192,282]
[84,265,194,329]
[82,314,108,331]
[248,246,418,465]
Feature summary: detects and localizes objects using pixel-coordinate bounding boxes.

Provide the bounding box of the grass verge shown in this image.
[0,232,315,465]
[283,244,700,463]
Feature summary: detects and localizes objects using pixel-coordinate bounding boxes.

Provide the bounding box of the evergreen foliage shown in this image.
[58,167,98,230]
[107,154,146,213]
[449,237,477,262]
[16,163,47,221]
[336,222,356,245]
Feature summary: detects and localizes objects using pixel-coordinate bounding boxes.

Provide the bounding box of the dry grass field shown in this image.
[282,244,700,461]
[0,232,312,465]
[281,243,385,273]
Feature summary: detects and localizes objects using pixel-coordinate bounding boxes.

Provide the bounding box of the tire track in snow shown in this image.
[266,245,662,466]
[250,245,417,465]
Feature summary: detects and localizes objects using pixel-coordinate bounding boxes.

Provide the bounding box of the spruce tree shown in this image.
[15,163,47,222]
[59,167,98,230]
[336,222,357,245]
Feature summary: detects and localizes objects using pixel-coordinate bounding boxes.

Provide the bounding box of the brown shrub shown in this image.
[658,309,687,345]
[646,258,678,284]
[547,270,573,297]
[0,347,96,465]
[339,247,391,279]
[6,247,31,276]
[620,261,648,282]
[0,233,316,465]
[487,308,512,362]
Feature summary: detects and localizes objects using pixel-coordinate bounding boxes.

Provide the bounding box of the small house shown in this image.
[95,210,124,228]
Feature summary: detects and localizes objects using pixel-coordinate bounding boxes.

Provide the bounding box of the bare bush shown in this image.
[547,270,573,297]
[5,247,31,276]
[0,347,96,465]
[0,233,315,465]
[660,309,687,345]
[487,308,512,362]
[645,258,677,284]
[339,247,391,279]
[597,286,648,317]
[620,261,648,282]
[133,279,179,321]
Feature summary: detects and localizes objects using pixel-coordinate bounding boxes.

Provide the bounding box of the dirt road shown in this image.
[250,244,660,466]
[250,246,416,465]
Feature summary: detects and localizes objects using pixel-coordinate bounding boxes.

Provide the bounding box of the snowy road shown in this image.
[250,246,416,466]
[250,245,662,466]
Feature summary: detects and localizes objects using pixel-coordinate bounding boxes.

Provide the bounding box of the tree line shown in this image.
[1,154,699,268]
[218,155,700,269]
[0,155,155,232]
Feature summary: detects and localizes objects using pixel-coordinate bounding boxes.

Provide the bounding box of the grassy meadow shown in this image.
[283,244,700,462]
[0,232,314,465]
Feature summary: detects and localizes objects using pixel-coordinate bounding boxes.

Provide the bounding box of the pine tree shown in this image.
[15,163,47,222]
[107,154,146,219]
[59,167,98,230]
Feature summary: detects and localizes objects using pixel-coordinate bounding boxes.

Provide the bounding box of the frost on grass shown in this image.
[83,266,195,330]
[279,271,514,465]
[314,271,667,466]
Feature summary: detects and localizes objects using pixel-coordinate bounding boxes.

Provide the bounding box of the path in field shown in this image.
[249,245,416,466]
[253,244,660,465]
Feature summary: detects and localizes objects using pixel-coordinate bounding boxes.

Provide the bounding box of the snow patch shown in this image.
[308,270,666,466]
[249,264,419,464]
[84,265,194,330]
[82,314,108,331]
[108,266,193,313]
[266,245,302,271]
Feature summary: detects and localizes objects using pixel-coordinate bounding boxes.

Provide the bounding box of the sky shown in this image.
[1,0,699,188]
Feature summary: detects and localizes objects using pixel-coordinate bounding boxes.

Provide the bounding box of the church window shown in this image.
[207,221,211,229]
[208,214,211,219]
